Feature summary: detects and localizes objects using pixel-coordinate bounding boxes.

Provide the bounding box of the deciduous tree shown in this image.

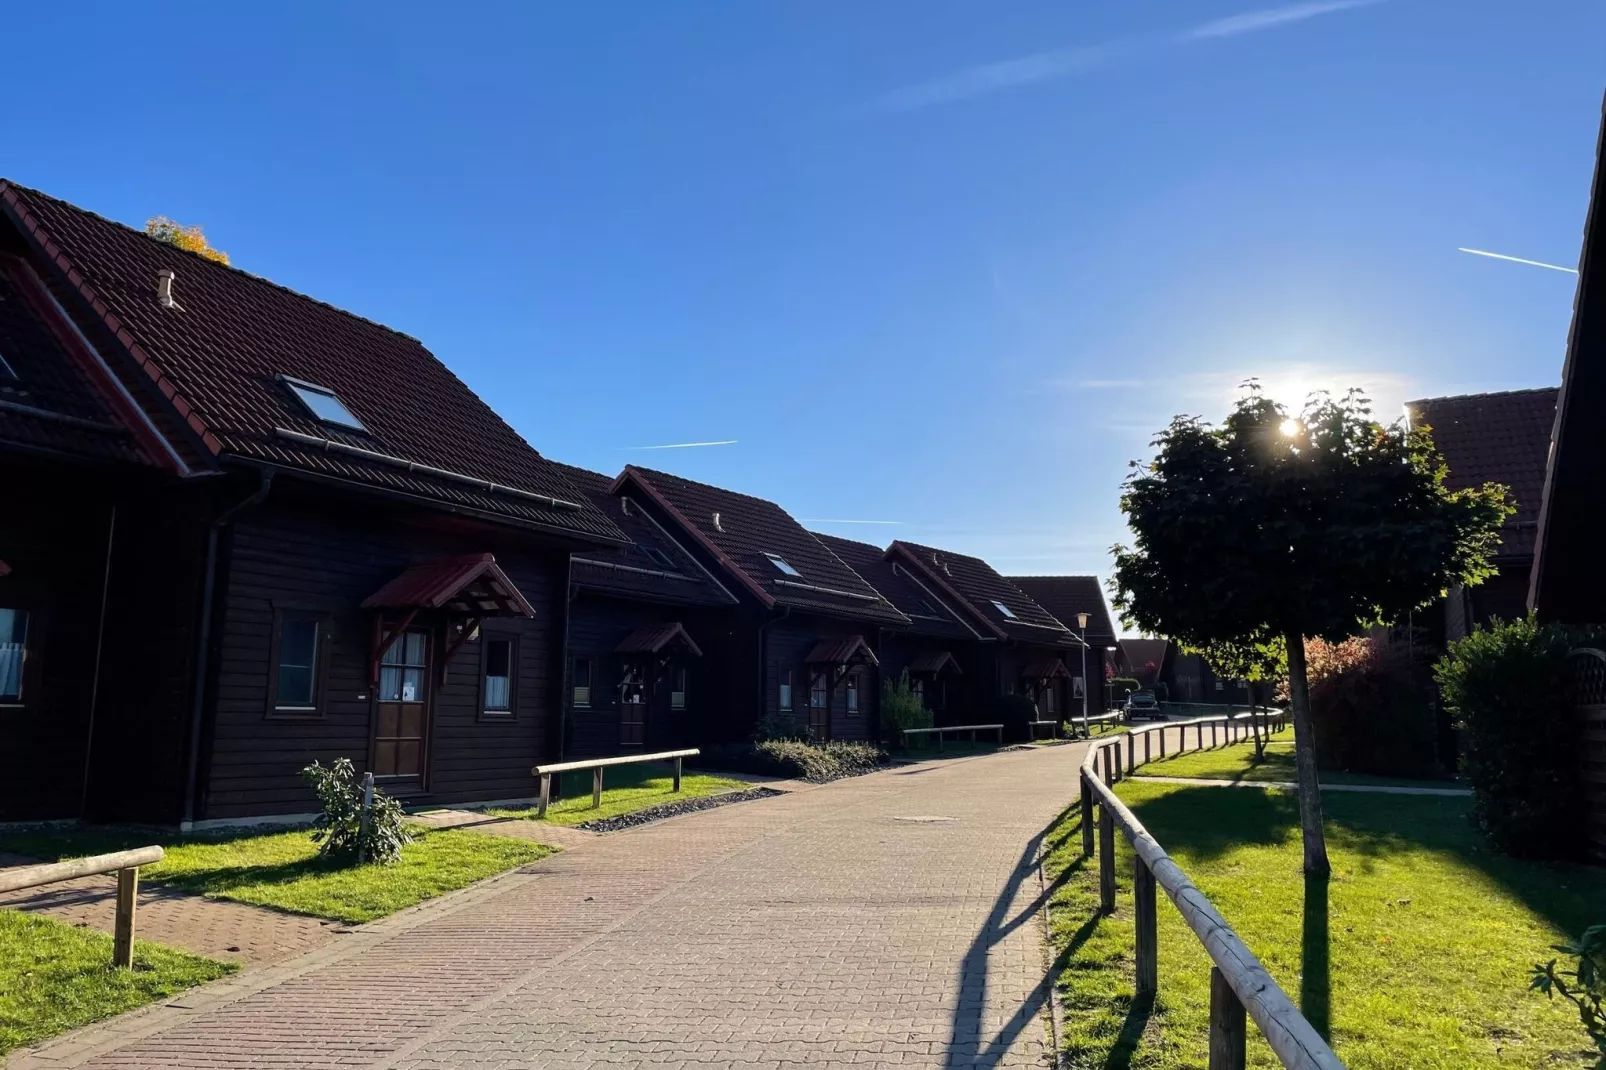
[144,216,229,264]
[1112,386,1509,875]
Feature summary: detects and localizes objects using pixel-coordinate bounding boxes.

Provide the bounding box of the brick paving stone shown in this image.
[12,743,1097,1069]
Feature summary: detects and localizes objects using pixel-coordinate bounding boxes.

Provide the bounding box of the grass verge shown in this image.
[1042,780,1605,1068]
[487,764,751,825]
[1129,726,1458,788]
[0,826,553,925]
[0,910,234,1054]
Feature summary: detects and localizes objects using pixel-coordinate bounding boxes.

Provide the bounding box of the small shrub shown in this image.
[994,692,1040,744]
[301,758,412,865]
[1530,923,1606,1066]
[1299,635,1441,778]
[882,673,933,746]
[1435,615,1594,860]
[751,709,810,743]
[697,739,888,783]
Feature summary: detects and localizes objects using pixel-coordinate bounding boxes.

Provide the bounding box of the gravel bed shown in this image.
[576,787,785,832]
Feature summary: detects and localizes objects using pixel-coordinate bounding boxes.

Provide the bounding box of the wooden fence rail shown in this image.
[1078,712,1341,1069]
[901,723,1004,751]
[0,846,164,968]
[531,748,700,818]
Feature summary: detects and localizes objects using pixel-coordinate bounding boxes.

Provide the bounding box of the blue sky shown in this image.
[6,1,1602,596]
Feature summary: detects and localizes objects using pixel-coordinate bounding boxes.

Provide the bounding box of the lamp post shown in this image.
[1076,612,1090,737]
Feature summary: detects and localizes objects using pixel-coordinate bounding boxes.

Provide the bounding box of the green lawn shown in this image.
[1042,780,1606,1068]
[0,826,554,925]
[1129,727,1461,789]
[0,910,234,1054]
[487,763,751,825]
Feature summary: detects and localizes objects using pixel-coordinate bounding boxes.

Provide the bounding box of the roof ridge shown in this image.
[625,464,793,511]
[811,531,882,554]
[1407,386,1559,405]
[1,180,427,346]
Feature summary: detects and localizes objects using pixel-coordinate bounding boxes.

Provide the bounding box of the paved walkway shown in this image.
[13,742,1090,1070]
[0,853,335,968]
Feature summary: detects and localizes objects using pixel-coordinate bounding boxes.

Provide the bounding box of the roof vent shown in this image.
[712,511,724,533]
[621,498,632,516]
[156,269,181,310]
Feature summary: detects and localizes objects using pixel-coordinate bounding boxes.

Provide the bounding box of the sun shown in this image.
[1279,418,1302,437]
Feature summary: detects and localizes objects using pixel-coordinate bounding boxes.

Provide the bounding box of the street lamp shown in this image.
[1076,612,1090,737]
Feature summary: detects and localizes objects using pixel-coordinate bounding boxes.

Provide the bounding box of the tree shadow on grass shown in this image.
[1302,872,1331,1042]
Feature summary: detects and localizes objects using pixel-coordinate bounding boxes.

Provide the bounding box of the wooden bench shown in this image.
[0,846,164,967]
[901,724,1004,751]
[530,748,701,818]
[1028,719,1059,740]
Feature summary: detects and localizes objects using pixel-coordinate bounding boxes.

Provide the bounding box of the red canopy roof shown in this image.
[614,622,702,658]
[908,650,963,675]
[1021,658,1071,681]
[361,554,534,617]
[805,635,879,667]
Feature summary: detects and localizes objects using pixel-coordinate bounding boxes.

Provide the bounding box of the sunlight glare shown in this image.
[1279,418,1301,437]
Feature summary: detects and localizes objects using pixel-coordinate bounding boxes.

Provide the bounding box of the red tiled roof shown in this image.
[614,623,703,657]
[0,181,624,544]
[362,554,535,617]
[811,533,979,640]
[1008,577,1117,640]
[908,650,963,675]
[552,463,737,608]
[804,635,879,667]
[1406,387,1558,559]
[1119,638,1169,676]
[616,466,909,626]
[888,541,1073,644]
[0,255,149,467]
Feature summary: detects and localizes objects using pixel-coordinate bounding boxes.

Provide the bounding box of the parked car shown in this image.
[1125,689,1162,721]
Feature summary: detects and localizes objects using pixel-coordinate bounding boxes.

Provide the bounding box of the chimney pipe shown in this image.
[156,269,178,309]
[712,512,723,533]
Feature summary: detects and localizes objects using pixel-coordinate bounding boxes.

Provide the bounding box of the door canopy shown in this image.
[1021,657,1071,681]
[362,553,535,617]
[614,622,703,658]
[908,650,963,676]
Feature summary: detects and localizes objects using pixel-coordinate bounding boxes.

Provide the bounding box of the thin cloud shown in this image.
[624,440,739,450]
[1458,247,1579,275]
[1081,379,1145,389]
[801,518,903,525]
[1186,0,1387,40]
[872,0,1387,112]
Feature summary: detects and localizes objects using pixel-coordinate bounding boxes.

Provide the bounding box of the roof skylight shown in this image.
[642,545,677,570]
[280,376,366,432]
[0,350,16,380]
[764,553,802,578]
[991,600,1018,620]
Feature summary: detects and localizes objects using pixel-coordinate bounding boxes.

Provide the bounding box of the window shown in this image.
[379,631,427,702]
[482,638,514,716]
[846,674,859,713]
[990,600,1018,620]
[1044,685,1057,714]
[671,665,687,710]
[778,668,793,711]
[641,544,677,570]
[912,677,925,706]
[280,376,366,431]
[0,609,28,702]
[914,599,937,616]
[0,351,16,380]
[267,609,327,716]
[1073,676,1085,698]
[572,658,592,707]
[763,552,801,578]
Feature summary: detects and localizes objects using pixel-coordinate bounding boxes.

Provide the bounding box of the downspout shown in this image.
[77,501,117,818]
[182,472,274,828]
[556,563,576,762]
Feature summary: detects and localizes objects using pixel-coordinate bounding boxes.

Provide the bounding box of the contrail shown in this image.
[1458,248,1578,275]
[625,440,739,450]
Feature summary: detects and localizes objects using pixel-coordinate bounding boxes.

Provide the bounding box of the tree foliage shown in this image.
[1112,386,1511,647]
[1531,924,1606,1068]
[144,216,230,265]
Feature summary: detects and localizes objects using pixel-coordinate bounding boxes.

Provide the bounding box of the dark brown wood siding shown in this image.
[761,616,880,742]
[199,488,567,821]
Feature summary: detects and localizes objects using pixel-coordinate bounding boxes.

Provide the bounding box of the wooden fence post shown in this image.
[1134,856,1157,997]
[538,773,552,818]
[1159,729,1166,758]
[1098,799,1116,913]
[1125,732,1135,774]
[592,766,603,809]
[673,755,683,793]
[1144,731,1152,765]
[1211,721,1218,747]
[1080,773,1095,857]
[1209,966,1247,1070]
[113,866,138,968]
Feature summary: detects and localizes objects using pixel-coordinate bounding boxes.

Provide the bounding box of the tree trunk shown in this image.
[1250,681,1266,761]
[1283,631,1330,876]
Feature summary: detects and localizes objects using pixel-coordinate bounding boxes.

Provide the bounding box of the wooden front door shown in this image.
[809,670,831,740]
[620,664,647,749]
[374,628,431,784]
